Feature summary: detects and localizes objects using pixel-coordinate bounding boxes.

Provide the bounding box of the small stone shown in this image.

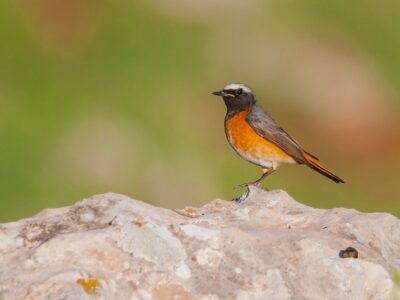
[339,247,359,259]
[174,207,201,218]
[76,278,100,294]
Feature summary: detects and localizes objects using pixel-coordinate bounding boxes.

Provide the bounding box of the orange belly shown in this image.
[225,110,295,167]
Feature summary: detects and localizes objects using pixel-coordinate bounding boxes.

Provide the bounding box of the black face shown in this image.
[213,87,256,116]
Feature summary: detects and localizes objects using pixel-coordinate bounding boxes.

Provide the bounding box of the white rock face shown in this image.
[0,187,399,300]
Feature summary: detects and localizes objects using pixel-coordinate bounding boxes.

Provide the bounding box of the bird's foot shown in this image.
[232,186,250,203]
[234,181,261,189]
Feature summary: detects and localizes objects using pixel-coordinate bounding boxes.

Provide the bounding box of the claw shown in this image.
[234,182,249,189]
[233,187,250,203]
[233,167,276,190]
[234,181,261,189]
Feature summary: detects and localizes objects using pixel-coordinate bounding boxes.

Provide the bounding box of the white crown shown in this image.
[223,83,253,93]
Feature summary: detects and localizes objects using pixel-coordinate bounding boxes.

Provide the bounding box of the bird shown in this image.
[213,83,344,188]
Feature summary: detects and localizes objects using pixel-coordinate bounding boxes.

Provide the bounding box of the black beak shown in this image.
[212,90,227,97]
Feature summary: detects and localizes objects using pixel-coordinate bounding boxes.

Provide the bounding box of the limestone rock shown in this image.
[0,187,399,299]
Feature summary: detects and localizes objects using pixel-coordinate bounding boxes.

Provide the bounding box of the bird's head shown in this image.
[212,83,256,112]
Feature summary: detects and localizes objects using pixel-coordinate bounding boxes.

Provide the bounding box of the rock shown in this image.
[0,186,399,299]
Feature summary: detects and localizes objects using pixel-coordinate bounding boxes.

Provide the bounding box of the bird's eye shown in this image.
[236,88,243,95]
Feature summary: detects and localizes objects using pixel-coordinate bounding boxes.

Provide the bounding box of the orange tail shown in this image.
[304,153,344,183]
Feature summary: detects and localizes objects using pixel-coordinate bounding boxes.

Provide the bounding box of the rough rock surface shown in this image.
[0,187,399,300]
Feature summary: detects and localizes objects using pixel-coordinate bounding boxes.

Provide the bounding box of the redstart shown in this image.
[213,83,344,187]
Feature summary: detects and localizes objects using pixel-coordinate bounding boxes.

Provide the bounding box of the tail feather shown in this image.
[304,150,319,161]
[304,153,344,183]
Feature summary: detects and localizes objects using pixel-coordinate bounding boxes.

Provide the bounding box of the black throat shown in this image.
[223,96,255,120]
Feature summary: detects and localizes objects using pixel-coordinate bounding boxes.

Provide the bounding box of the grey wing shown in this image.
[247,103,308,164]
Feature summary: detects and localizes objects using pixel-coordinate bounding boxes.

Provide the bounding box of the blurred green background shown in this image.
[0,0,399,222]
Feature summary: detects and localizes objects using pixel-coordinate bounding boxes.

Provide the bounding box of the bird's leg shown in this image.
[233,186,250,203]
[235,167,275,189]
[233,163,279,202]
[254,168,275,186]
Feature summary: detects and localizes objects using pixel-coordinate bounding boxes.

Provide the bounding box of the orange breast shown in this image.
[225,110,295,166]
